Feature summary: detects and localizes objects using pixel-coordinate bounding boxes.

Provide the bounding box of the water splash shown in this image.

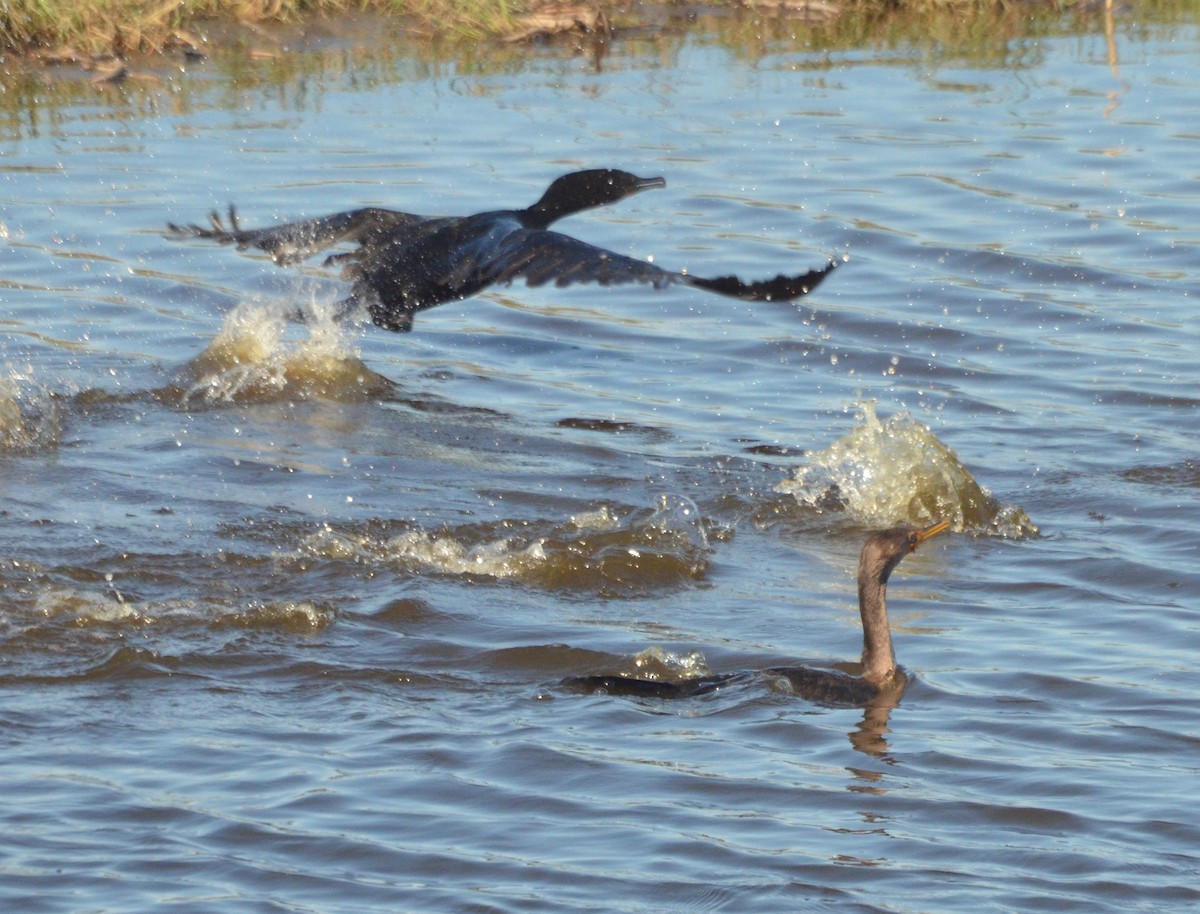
[24,583,332,635]
[777,403,1036,537]
[0,366,61,453]
[387,528,549,579]
[568,494,711,588]
[584,495,708,558]
[296,494,713,595]
[626,646,714,681]
[176,297,390,404]
[300,522,548,580]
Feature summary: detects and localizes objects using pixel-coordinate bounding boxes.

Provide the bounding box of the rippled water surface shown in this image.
[2,6,1199,912]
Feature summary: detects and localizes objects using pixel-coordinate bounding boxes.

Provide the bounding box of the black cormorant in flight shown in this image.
[168,169,837,333]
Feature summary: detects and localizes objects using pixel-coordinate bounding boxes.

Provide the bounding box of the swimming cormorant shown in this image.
[168,169,837,333]
[563,520,951,706]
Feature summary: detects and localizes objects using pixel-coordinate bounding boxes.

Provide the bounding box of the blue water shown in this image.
[2,7,1199,912]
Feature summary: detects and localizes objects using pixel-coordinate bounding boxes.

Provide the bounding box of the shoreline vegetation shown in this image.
[0,1,1129,58]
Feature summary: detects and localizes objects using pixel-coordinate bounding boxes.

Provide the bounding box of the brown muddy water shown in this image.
[2,6,1199,913]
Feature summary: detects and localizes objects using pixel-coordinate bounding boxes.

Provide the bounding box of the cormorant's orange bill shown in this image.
[911,518,952,550]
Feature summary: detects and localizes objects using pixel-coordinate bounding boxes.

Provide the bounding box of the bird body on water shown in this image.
[563,520,952,706]
[168,169,837,333]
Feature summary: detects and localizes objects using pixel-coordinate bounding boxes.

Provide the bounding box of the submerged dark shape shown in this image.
[167,169,837,333]
[563,520,951,706]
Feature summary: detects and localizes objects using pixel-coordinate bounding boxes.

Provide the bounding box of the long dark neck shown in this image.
[857,565,897,689]
[521,193,587,230]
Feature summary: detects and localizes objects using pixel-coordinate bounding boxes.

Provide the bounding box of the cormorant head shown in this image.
[861,519,951,586]
[526,169,666,227]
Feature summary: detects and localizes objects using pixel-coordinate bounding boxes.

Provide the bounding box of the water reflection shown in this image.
[6,1,1192,130]
[1101,0,1131,119]
[848,693,905,761]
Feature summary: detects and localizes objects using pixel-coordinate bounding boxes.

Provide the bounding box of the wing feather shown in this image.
[459,228,836,302]
[478,229,679,291]
[167,206,425,266]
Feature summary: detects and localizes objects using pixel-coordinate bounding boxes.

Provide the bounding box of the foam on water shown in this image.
[24,582,334,636]
[295,495,713,593]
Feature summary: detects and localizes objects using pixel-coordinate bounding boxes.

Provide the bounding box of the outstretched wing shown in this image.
[459,227,837,302]
[166,206,426,266]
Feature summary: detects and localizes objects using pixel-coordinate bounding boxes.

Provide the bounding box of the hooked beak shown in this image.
[913,518,952,549]
[634,175,667,193]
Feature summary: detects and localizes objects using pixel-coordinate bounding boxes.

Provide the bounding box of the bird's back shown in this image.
[346,210,528,324]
